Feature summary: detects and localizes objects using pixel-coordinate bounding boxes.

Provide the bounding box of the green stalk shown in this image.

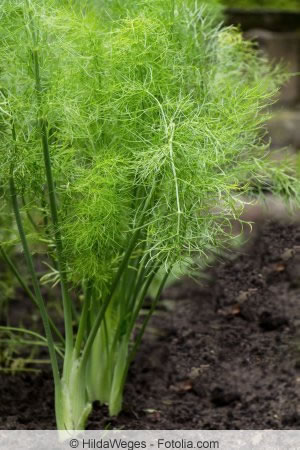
[108,338,128,416]
[29,22,87,428]
[128,268,170,365]
[100,265,157,415]
[74,283,92,357]
[108,268,170,416]
[9,174,61,389]
[127,264,159,335]
[21,195,39,232]
[32,46,73,370]
[86,323,112,403]
[41,193,49,230]
[0,245,64,344]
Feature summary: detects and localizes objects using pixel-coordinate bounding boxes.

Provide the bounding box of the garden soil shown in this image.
[1,220,300,429]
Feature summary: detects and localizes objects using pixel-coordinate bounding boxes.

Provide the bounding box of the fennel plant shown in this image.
[0,0,299,430]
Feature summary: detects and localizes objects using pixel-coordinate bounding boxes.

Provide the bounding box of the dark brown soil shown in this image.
[1,220,300,429]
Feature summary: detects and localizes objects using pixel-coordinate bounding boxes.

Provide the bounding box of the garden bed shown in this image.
[1,220,300,429]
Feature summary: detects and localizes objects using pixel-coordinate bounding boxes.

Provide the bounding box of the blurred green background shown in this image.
[222,0,300,11]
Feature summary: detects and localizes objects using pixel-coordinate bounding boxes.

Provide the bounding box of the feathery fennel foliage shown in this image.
[0,0,299,430]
